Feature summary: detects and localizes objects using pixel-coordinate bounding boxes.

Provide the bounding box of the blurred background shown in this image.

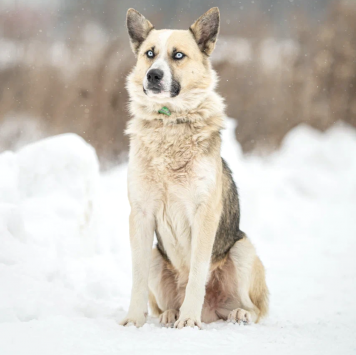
[1,2,356,352]
[0,0,355,168]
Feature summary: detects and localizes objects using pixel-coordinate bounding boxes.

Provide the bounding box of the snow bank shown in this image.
[1,121,356,354]
[0,134,103,323]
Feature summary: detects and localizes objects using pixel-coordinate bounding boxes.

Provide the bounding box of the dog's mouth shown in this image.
[144,84,162,94]
[143,80,180,98]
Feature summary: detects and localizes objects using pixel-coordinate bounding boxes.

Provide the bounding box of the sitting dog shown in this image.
[120,7,269,329]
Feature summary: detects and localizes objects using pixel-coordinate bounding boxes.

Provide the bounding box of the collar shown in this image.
[158,106,171,116]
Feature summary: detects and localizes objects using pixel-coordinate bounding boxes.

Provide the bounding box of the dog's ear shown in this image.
[127,8,154,55]
[190,7,220,56]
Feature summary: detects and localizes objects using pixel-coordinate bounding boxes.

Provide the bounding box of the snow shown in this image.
[1,119,356,354]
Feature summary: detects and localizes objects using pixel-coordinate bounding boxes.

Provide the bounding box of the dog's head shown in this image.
[126,8,220,111]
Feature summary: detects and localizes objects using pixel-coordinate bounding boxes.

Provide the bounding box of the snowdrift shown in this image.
[0,120,355,354]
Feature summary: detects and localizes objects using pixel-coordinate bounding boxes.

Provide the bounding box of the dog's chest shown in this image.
[143,125,201,181]
[155,188,193,270]
[130,123,217,271]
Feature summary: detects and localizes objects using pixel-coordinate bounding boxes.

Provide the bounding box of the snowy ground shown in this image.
[0,119,356,354]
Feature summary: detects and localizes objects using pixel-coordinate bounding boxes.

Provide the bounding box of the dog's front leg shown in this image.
[120,209,155,327]
[175,204,220,329]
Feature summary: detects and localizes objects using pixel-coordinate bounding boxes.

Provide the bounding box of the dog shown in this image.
[120,7,269,329]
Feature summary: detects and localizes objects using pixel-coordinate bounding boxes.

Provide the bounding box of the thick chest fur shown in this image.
[128,120,221,272]
[137,122,214,182]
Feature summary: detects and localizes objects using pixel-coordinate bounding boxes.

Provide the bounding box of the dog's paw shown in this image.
[159,309,179,327]
[174,316,201,329]
[228,308,252,324]
[119,312,147,328]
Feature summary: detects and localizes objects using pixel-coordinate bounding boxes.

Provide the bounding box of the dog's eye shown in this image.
[173,52,185,60]
[146,50,154,58]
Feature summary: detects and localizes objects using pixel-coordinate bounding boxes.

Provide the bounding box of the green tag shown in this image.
[158,106,171,116]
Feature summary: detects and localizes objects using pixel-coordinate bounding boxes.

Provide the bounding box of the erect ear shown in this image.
[190,7,220,56]
[126,8,154,55]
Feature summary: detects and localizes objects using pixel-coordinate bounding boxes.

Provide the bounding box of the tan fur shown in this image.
[120,8,269,329]
[229,237,269,322]
[149,236,269,324]
[250,256,269,322]
[190,7,220,56]
[148,290,162,317]
[126,29,220,117]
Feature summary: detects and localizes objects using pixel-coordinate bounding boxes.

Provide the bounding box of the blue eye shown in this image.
[174,52,184,60]
[146,50,154,58]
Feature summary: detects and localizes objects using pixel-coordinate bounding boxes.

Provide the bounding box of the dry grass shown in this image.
[0,40,134,167]
[0,1,355,166]
[216,1,356,152]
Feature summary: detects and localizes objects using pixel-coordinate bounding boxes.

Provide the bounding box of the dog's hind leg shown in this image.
[227,236,269,323]
[148,290,162,317]
[149,289,179,326]
[148,248,183,326]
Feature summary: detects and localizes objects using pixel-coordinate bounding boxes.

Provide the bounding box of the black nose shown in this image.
[147,69,164,85]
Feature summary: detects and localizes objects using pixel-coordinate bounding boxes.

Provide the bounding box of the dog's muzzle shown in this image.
[143,68,180,97]
[146,68,164,93]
